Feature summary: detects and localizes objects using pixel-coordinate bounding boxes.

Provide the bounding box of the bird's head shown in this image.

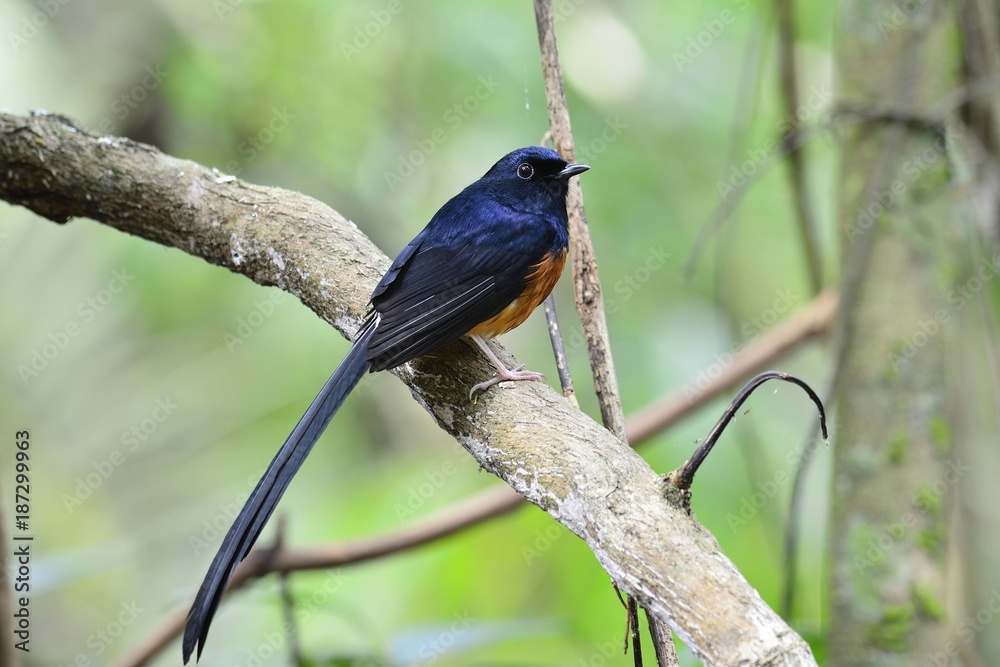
[480,146,589,211]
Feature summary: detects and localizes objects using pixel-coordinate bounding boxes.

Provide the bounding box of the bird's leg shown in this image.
[468,334,544,399]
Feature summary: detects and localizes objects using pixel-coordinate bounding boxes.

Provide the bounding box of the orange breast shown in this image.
[468,247,568,339]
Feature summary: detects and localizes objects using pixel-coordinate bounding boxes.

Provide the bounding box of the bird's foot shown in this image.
[469,364,545,400]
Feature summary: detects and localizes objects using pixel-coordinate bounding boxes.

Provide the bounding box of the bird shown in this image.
[182,146,588,661]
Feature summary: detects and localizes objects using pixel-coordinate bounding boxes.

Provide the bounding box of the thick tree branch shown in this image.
[114,286,835,667]
[0,111,815,666]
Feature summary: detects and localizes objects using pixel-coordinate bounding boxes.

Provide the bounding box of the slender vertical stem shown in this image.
[532,0,627,437]
[775,0,824,294]
[532,2,676,663]
[543,294,577,402]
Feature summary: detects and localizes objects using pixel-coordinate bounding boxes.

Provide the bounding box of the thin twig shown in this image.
[532,1,667,662]
[780,387,834,618]
[537,131,577,403]
[775,0,823,294]
[666,371,829,494]
[645,609,680,667]
[627,595,643,666]
[533,0,627,438]
[543,293,576,402]
[274,516,303,666]
[713,4,772,304]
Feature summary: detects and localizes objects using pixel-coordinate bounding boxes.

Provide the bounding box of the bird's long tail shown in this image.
[182,318,377,662]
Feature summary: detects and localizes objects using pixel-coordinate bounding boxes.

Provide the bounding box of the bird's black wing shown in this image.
[367,211,555,371]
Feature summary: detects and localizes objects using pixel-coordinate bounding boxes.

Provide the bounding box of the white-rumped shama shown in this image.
[183,146,588,660]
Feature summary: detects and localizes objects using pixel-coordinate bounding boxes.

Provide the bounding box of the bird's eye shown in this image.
[516,163,534,180]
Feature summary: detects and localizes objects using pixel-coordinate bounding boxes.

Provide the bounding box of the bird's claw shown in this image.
[469,364,545,401]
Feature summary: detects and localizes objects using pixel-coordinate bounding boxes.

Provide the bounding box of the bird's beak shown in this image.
[558,163,590,179]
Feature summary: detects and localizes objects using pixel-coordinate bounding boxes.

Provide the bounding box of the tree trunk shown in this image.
[831,0,961,664]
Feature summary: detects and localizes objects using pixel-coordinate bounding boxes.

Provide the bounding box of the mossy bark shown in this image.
[831,1,961,664]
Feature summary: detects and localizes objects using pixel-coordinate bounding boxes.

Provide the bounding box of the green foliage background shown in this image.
[1,0,838,664]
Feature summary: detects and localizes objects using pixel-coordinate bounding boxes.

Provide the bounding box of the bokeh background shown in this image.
[3,1,844,664]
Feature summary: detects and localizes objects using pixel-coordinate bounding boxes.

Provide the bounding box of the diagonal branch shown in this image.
[114,287,835,667]
[0,111,815,667]
[114,285,836,667]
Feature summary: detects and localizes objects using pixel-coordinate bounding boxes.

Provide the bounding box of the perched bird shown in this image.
[182,146,588,661]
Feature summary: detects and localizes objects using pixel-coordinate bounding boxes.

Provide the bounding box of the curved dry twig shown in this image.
[666,371,829,495]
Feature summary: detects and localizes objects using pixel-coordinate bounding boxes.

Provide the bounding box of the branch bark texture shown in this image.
[0,111,814,666]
